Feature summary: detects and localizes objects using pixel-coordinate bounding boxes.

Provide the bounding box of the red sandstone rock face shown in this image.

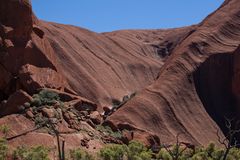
[41,22,195,106]
[107,0,240,145]
[0,0,240,149]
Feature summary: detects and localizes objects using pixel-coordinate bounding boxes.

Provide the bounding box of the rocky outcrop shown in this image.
[107,0,240,146]
[41,22,195,106]
[0,90,32,116]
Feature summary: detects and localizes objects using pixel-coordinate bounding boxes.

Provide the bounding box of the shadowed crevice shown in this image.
[193,53,237,136]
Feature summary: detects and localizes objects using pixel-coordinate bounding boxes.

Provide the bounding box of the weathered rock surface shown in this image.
[107,0,240,146]
[0,0,240,149]
[0,90,32,116]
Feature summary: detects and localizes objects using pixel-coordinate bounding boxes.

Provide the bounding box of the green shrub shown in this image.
[12,145,50,160]
[96,125,122,139]
[0,125,10,138]
[34,115,49,127]
[127,141,152,160]
[156,150,172,160]
[138,150,152,160]
[0,138,8,160]
[70,148,94,160]
[31,89,60,107]
[99,144,127,160]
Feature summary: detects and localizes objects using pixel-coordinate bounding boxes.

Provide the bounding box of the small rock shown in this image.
[2,26,14,39]
[56,108,63,119]
[121,130,134,144]
[3,26,14,34]
[17,105,25,112]
[103,106,112,113]
[81,138,90,148]
[26,110,34,119]
[90,111,102,124]
[25,40,33,49]
[42,107,55,118]
[4,39,14,48]
[49,118,58,124]
[29,108,33,112]
[88,132,94,137]
[63,112,71,123]
[81,116,86,121]
[54,101,62,108]
[80,111,88,117]
[68,112,76,119]
[23,102,31,108]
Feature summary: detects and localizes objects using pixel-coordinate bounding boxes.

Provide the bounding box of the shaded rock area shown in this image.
[1,0,240,157]
[0,90,32,117]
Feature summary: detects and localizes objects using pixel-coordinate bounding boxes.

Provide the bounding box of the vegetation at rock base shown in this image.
[1,139,240,159]
[67,142,240,160]
[1,90,239,160]
[12,146,50,160]
[0,138,8,160]
[0,125,10,138]
[99,144,128,160]
[31,89,61,107]
[70,149,95,160]
[96,125,123,139]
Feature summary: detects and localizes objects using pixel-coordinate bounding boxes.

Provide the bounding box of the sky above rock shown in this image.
[32,0,224,33]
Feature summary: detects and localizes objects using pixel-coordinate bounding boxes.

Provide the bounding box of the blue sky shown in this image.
[32,0,224,33]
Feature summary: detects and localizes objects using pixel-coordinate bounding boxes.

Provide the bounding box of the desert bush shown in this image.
[2,141,240,160]
[127,141,152,160]
[0,138,8,160]
[70,148,94,160]
[161,142,240,160]
[12,145,50,160]
[156,149,172,160]
[99,141,152,160]
[96,125,123,139]
[31,89,60,107]
[99,144,127,160]
[0,125,10,138]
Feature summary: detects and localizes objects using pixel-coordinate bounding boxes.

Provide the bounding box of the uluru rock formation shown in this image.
[0,0,240,155]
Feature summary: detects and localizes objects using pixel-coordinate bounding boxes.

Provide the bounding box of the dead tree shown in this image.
[162,133,189,160]
[217,118,240,160]
[49,121,65,160]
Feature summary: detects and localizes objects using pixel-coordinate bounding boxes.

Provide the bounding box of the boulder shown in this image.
[90,111,102,125]
[26,110,34,119]
[19,64,67,94]
[0,90,32,116]
[42,107,55,118]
